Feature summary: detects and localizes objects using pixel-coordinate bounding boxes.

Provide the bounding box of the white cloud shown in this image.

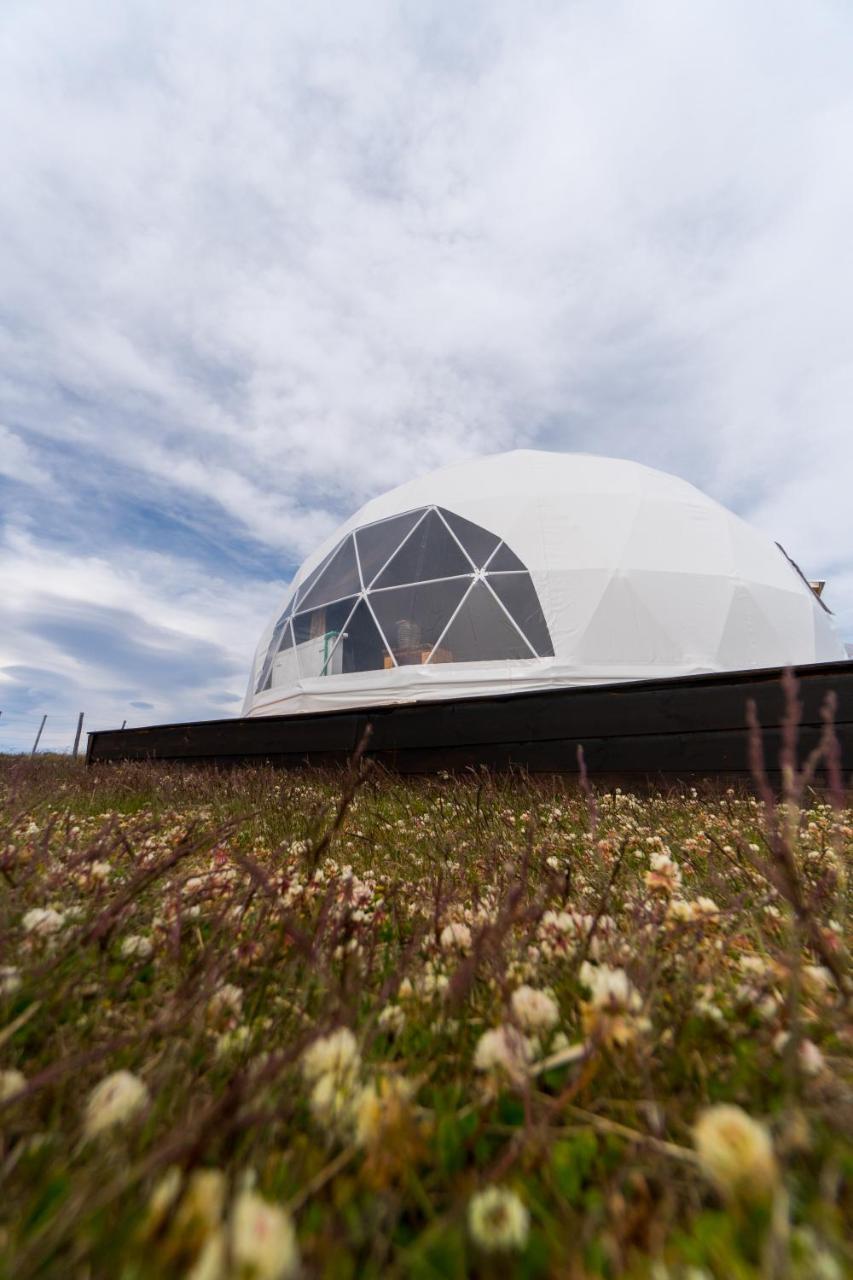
[1,0,851,746]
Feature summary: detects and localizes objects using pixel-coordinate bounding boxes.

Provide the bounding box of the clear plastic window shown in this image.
[488,573,555,656]
[297,536,360,612]
[370,578,471,664]
[257,505,552,685]
[355,510,425,588]
[375,509,472,587]
[439,508,501,568]
[437,580,534,662]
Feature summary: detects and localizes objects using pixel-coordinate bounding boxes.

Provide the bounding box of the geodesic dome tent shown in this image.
[244,451,846,717]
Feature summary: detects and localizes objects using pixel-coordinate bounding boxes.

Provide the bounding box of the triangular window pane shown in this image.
[369,579,470,664]
[431,580,534,663]
[297,536,360,611]
[292,596,358,677]
[486,572,554,656]
[294,545,338,609]
[486,541,526,571]
[439,508,500,568]
[375,509,471,588]
[335,598,392,673]
[355,510,426,587]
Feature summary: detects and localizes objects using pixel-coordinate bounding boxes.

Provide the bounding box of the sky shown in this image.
[1,0,852,752]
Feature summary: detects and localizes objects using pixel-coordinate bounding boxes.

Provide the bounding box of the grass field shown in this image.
[0,751,850,1279]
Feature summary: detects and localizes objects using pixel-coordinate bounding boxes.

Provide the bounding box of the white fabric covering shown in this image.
[244,451,846,717]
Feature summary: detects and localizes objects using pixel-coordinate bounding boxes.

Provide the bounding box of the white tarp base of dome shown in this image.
[244,451,847,719]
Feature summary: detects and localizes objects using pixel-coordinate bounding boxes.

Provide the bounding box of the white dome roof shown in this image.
[244,450,845,717]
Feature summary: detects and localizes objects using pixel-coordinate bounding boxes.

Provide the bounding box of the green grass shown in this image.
[0,755,850,1279]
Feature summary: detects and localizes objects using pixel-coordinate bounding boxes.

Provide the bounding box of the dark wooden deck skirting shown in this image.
[86,660,853,780]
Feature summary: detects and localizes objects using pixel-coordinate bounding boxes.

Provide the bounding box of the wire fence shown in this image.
[0,710,127,756]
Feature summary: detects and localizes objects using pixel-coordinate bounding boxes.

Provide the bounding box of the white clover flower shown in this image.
[645,851,682,894]
[301,1027,359,1084]
[121,935,153,960]
[378,1004,405,1036]
[22,907,65,937]
[215,1025,251,1058]
[468,1186,530,1252]
[440,922,472,953]
[473,1025,531,1085]
[207,983,244,1021]
[84,1069,149,1138]
[0,1069,26,1103]
[309,1069,358,1134]
[0,966,21,996]
[773,1032,826,1077]
[579,963,649,1048]
[510,985,559,1034]
[693,1104,777,1202]
[230,1188,299,1280]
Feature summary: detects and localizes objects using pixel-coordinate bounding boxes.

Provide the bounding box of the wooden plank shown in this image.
[86,660,853,775]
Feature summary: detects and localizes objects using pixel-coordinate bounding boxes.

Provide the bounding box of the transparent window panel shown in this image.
[335,598,393,673]
[434,580,534,662]
[355,509,426,587]
[439,508,501,568]
[297,535,360,611]
[294,545,338,610]
[369,578,471,665]
[292,596,357,677]
[486,541,526,571]
[374,508,472,588]
[255,614,295,692]
[269,621,299,688]
[486,572,554,656]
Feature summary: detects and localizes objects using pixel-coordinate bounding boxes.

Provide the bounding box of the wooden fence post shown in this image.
[31,715,47,756]
[72,712,84,757]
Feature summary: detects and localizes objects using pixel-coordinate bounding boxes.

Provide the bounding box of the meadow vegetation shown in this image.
[0,741,850,1278]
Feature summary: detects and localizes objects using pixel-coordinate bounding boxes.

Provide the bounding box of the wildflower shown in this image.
[301,1027,359,1083]
[474,1024,531,1085]
[22,907,65,937]
[0,1069,26,1102]
[173,1168,227,1243]
[207,983,244,1022]
[144,1165,183,1236]
[645,850,682,894]
[510,985,559,1034]
[121,935,153,960]
[308,1070,359,1134]
[89,860,112,881]
[0,966,21,996]
[378,1004,405,1036]
[579,962,650,1047]
[773,1032,826,1077]
[693,1104,777,1202]
[230,1188,299,1280]
[215,1025,251,1058]
[468,1186,530,1252]
[440,921,472,952]
[84,1069,149,1138]
[353,1074,415,1148]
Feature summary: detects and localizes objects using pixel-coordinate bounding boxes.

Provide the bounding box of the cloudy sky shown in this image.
[2,0,852,751]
